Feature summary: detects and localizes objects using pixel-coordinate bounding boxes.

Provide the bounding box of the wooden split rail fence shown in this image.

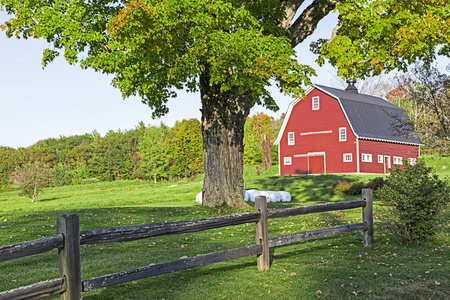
[0,189,374,299]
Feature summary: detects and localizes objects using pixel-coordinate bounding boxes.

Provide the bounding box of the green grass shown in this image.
[0,156,449,299]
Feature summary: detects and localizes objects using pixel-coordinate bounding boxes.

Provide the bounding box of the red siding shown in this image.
[358,140,420,174]
[279,89,357,175]
[278,88,421,175]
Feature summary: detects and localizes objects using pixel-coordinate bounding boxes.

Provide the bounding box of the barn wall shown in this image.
[279,89,358,175]
[358,140,420,174]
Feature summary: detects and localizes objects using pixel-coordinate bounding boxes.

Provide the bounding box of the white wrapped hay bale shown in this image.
[245,189,261,202]
[195,191,203,203]
[278,191,291,202]
[266,191,281,202]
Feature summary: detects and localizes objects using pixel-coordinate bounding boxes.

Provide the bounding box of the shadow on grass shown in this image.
[247,174,361,206]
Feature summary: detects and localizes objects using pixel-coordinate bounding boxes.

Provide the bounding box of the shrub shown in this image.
[10,162,52,202]
[366,177,386,191]
[331,181,351,195]
[375,160,450,245]
[347,182,366,195]
[52,163,72,186]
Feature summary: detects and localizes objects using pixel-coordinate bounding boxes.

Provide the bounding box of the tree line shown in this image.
[0,115,283,191]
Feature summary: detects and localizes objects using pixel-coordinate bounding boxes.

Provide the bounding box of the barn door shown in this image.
[308,152,325,174]
[384,156,391,174]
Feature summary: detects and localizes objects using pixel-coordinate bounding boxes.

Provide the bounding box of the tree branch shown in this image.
[280,0,306,30]
[288,0,341,48]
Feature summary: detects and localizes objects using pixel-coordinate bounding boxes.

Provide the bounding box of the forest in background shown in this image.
[0,114,283,190]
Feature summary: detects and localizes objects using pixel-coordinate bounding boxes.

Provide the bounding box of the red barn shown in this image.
[274,80,422,175]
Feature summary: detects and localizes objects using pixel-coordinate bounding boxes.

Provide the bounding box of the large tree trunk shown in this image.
[200,69,253,208]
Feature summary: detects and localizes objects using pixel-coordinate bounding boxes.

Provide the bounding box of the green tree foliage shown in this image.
[137,124,173,181]
[0,146,28,189]
[313,0,449,78]
[376,161,450,245]
[170,119,203,178]
[51,163,72,187]
[10,161,52,202]
[2,0,447,207]
[243,113,274,166]
[89,129,140,181]
[71,163,90,185]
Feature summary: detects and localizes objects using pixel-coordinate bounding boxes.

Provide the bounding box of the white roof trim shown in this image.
[273,85,315,145]
[358,136,424,146]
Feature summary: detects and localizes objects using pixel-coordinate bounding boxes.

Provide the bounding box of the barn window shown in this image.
[288,132,295,145]
[407,158,417,165]
[343,153,352,162]
[284,157,292,165]
[393,156,403,165]
[361,153,372,162]
[312,96,319,110]
[378,155,383,163]
[339,127,347,141]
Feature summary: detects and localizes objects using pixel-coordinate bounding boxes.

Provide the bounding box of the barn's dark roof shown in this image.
[315,84,423,145]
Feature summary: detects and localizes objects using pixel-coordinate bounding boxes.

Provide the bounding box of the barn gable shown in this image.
[275,82,422,175]
[314,85,422,146]
[275,84,422,146]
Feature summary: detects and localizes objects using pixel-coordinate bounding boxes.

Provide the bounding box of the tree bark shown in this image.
[200,68,253,208]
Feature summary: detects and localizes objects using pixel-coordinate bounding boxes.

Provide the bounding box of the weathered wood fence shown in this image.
[0,189,374,299]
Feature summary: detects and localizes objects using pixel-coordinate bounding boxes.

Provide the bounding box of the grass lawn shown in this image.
[0,156,449,299]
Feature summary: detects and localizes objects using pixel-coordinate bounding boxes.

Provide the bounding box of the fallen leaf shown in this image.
[435,281,441,286]
[315,290,322,295]
[352,291,360,296]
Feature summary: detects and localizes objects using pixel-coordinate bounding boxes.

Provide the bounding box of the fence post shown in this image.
[57,213,82,299]
[255,196,269,271]
[362,188,374,247]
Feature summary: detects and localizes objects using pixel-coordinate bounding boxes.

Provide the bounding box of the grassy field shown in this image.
[0,157,449,299]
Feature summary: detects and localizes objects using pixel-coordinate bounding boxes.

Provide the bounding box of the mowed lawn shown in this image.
[0,157,449,299]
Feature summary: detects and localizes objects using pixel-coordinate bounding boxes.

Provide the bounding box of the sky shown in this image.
[0,7,448,149]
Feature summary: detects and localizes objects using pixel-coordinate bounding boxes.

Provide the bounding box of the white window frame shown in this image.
[361,153,372,162]
[339,127,347,142]
[407,158,417,165]
[284,157,292,165]
[288,132,295,145]
[378,155,383,163]
[312,96,319,110]
[343,153,352,162]
[393,156,403,165]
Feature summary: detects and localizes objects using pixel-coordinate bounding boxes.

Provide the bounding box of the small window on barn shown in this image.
[407,158,417,165]
[339,127,347,141]
[284,157,292,165]
[288,132,295,145]
[343,153,352,162]
[361,153,372,162]
[393,156,403,165]
[378,155,383,163]
[312,96,319,110]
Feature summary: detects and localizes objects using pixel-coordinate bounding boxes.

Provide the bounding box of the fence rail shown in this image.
[0,189,374,299]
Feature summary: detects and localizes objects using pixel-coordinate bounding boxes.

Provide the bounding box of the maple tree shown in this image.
[1,0,448,207]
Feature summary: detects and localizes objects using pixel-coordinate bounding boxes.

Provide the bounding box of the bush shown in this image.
[331,181,351,195]
[375,160,450,245]
[10,162,52,202]
[347,182,366,195]
[366,177,385,191]
[52,163,72,187]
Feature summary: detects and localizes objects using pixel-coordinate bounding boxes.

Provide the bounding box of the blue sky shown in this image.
[1,8,447,149]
